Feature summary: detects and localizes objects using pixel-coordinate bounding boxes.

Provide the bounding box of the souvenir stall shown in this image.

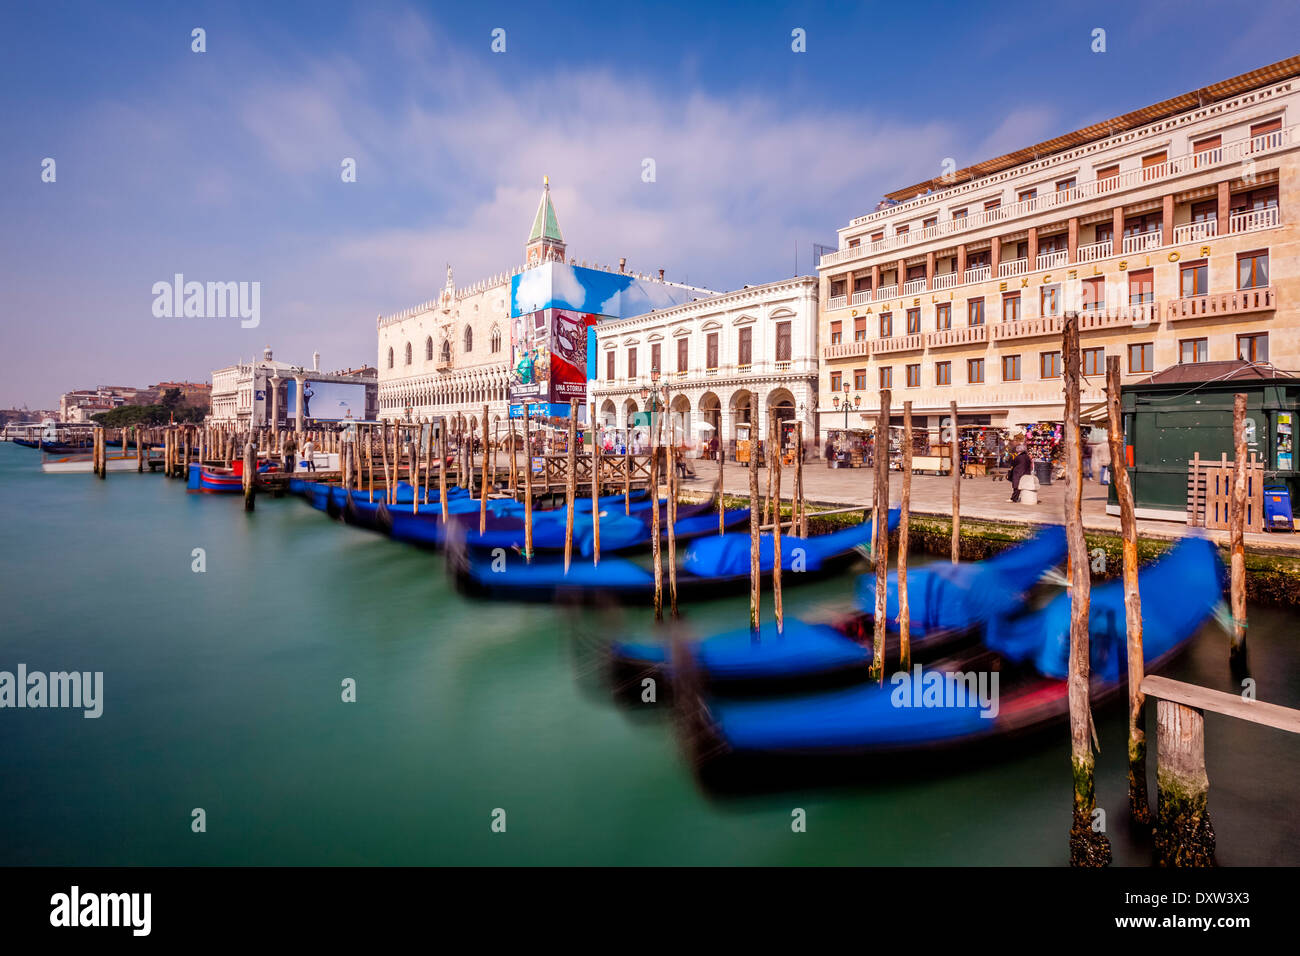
[824,428,867,468]
[1022,421,1064,483]
[957,425,1009,477]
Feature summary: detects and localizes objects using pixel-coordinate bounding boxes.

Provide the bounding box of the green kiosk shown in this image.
[1111,361,1299,522]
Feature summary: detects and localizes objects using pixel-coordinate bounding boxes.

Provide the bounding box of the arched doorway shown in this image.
[669,394,691,448]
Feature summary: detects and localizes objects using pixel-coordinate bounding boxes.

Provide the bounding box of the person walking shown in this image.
[301,436,316,472]
[281,433,298,474]
[1008,444,1033,502]
[1094,432,1111,485]
[1082,436,1094,480]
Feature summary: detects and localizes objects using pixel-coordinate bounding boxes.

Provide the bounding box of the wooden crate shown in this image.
[1187,452,1264,532]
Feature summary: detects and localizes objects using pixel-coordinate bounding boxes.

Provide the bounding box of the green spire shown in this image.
[528,176,563,244]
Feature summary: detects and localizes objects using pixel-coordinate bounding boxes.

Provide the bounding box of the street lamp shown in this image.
[639,365,666,449]
[831,383,860,432]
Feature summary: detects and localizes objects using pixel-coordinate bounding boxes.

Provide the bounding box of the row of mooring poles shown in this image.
[590,401,601,566]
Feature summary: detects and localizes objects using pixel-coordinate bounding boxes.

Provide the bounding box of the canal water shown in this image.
[1,442,1296,865]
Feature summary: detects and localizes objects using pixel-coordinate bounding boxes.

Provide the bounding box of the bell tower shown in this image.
[525,176,566,267]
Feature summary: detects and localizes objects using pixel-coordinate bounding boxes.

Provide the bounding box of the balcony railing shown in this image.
[1174,219,1218,244]
[1167,286,1275,322]
[931,271,961,290]
[1076,239,1112,263]
[963,265,992,283]
[774,360,792,372]
[851,289,872,305]
[1122,231,1162,254]
[1077,303,1159,331]
[998,257,1029,278]
[873,333,925,355]
[821,341,871,360]
[927,325,989,349]
[1036,250,1068,270]
[736,363,752,374]
[902,278,927,295]
[992,315,1063,342]
[1229,206,1280,234]
[876,284,898,300]
[827,294,848,311]
[821,126,1293,267]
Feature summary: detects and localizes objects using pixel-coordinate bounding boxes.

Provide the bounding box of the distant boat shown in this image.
[41,454,139,474]
[187,462,243,493]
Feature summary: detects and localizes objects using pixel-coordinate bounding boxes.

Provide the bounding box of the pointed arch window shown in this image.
[490,327,502,353]
[440,340,451,363]
[425,337,433,360]
[405,342,412,365]
[464,327,473,353]
[387,347,394,369]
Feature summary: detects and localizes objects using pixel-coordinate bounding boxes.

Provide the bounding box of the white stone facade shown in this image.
[590,276,819,456]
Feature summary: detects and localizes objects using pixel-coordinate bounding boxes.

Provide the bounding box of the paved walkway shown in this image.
[676,458,1300,557]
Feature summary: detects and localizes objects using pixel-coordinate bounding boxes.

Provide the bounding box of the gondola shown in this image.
[682,536,1224,791]
[452,510,901,605]
[609,525,1067,698]
[187,460,280,494]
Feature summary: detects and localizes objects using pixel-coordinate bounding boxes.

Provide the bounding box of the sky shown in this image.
[1,0,1297,409]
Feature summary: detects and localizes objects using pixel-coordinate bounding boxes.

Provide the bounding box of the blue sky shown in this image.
[2,0,1297,407]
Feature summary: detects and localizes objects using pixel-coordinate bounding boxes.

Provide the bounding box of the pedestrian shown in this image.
[1082,436,1093,479]
[301,435,316,472]
[281,433,298,474]
[1008,444,1033,502]
[1094,433,1111,485]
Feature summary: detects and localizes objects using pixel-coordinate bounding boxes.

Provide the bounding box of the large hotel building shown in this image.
[817,57,1298,439]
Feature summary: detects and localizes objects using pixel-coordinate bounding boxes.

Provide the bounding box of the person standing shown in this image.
[281,433,298,474]
[301,436,316,472]
[1094,432,1111,485]
[1008,444,1033,502]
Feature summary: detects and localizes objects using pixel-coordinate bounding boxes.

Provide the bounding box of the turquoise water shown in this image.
[1,442,1297,865]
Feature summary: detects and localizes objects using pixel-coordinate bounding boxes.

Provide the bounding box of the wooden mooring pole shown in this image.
[748,395,760,635]
[242,440,256,512]
[482,405,491,534]
[590,402,601,566]
[950,399,960,563]
[870,389,891,684]
[438,425,449,522]
[523,403,534,562]
[1064,311,1110,866]
[1107,355,1149,823]
[794,420,805,537]
[898,401,913,673]
[716,429,725,535]
[651,403,663,622]
[771,418,783,635]
[668,442,679,620]
[1229,392,1248,668]
[1153,698,1214,866]
[564,400,577,573]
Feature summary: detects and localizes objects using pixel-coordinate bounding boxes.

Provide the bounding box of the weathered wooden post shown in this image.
[651,402,664,622]
[748,395,761,635]
[367,425,376,503]
[481,405,491,534]
[523,403,534,562]
[898,401,913,672]
[136,425,144,473]
[870,390,891,684]
[589,401,601,566]
[716,423,726,535]
[1152,699,1215,866]
[242,440,256,512]
[1107,355,1149,823]
[1064,311,1110,866]
[624,444,632,515]
[950,399,960,563]
[438,426,449,521]
[564,400,578,572]
[379,421,392,504]
[1228,393,1248,667]
[771,418,783,635]
[794,420,805,537]
[763,428,774,527]
[668,443,679,620]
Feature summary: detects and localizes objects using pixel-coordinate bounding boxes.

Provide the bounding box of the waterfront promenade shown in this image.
[678,458,1300,556]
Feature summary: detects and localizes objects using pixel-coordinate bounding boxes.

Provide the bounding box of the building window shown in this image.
[1002,354,1021,381]
[606,351,615,382]
[440,339,451,363]
[906,364,920,388]
[706,333,719,370]
[1180,260,1208,298]
[1002,292,1020,323]
[1250,117,1282,146]
[1230,185,1279,214]
[906,308,921,334]
[1096,163,1120,186]
[967,297,985,326]
[1179,338,1208,364]
[871,231,884,243]
[649,342,661,374]
[896,225,909,237]
[1056,177,1076,192]
[935,302,952,330]
[968,358,985,384]
[983,198,1001,211]
[830,320,843,345]
[425,337,434,360]
[1040,285,1061,317]
[776,321,792,362]
[1238,250,1269,289]
[677,337,689,372]
[628,348,637,379]
[1128,269,1154,305]
[877,366,891,389]
[951,208,967,220]
[923,216,937,229]
[1238,333,1269,363]
[848,238,860,249]
[1083,348,1105,376]
[1082,276,1105,311]
[1192,135,1222,168]
[1128,343,1152,374]
[854,316,867,341]
[1018,188,1037,203]
[1191,199,1217,223]
[1141,150,1168,180]
[1040,351,1062,379]
[405,342,412,364]
[463,327,473,353]
[737,327,752,366]
[936,361,952,386]
[830,371,842,392]
[830,278,846,298]
[880,312,893,338]
[491,328,501,353]
[856,367,869,390]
